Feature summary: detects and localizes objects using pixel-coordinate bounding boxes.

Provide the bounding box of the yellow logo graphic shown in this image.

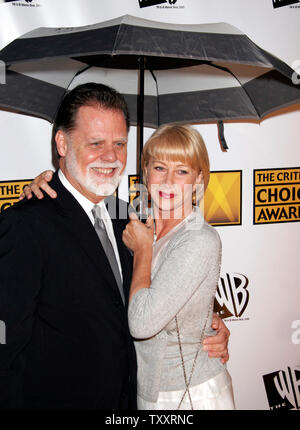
[254,168,300,224]
[128,171,242,226]
[128,175,142,206]
[204,171,242,226]
[0,180,32,212]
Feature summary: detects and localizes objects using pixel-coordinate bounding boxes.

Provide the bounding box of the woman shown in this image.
[20,124,234,410]
[122,124,235,410]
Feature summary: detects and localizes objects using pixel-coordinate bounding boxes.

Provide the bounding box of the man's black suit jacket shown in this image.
[0,171,137,409]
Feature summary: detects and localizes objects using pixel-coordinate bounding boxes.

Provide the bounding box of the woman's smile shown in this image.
[159,190,175,199]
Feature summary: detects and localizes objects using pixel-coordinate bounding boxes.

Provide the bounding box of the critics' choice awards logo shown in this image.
[272,0,300,8]
[138,0,179,7]
[263,366,300,410]
[138,0,168,7]
[0,180,32,212]
[254,167,300,224]
[4,0,41,7]
[214,273,249,320]
[128,170,242,227]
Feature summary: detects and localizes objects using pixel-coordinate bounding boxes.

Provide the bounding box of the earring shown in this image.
[192,191,197,206]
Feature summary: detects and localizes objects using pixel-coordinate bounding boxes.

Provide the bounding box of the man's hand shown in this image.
[203,313,230,364]
[19,170,56,200]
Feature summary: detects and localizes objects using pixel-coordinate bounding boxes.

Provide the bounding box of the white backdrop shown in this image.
[0,0,299,410]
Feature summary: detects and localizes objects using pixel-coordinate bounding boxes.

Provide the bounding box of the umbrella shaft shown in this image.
[137,56,145,177]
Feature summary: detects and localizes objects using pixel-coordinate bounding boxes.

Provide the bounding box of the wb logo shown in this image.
[263,366,300,410]
[215,273,249,318]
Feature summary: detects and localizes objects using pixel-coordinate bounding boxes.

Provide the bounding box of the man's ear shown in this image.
[55,130,68,157]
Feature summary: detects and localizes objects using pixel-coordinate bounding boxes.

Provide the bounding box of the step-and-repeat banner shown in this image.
[0,0,299,410]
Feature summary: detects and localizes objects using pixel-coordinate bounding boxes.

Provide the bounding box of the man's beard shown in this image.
[65,147,124,197]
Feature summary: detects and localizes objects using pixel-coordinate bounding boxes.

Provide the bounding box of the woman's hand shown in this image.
[19,170,56,200]
[123,213,154,302]
[203,313,230,364]
[122,212,154,253]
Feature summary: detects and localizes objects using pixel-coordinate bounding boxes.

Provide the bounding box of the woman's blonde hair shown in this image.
[141,123,210,191]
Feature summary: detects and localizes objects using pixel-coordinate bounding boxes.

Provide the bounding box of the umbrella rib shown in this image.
[72,64,92,80]
[51,64,92,123]
[210,63,261,119]
[150,69,160,127]
[112,18,125,56]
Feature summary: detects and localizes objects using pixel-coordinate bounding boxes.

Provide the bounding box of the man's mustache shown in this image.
[88,161,123,170]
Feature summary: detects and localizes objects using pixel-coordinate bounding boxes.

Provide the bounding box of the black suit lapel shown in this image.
[49,172,126,302]
[105,195,133,307]
[111,216,132,307]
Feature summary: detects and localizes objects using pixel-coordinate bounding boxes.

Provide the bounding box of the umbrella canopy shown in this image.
[0,14,299,156]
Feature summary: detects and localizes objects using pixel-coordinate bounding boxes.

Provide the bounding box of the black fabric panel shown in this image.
[0,24,272,69]
[74,55,204,70]
[243,70,300,117]
[158,87,259,124]
[1,71,298,129]
[113,25,270,67]
[0,70,159,127]
[0,70,65,122]
[124,94,158,128]
[0,26,120,65]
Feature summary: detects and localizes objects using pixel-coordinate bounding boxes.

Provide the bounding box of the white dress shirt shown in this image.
[58,169,123,280]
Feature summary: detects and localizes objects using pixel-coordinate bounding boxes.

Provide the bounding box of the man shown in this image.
[0,83,229,410]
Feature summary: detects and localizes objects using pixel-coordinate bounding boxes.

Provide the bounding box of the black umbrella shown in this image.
[0,15,299,171]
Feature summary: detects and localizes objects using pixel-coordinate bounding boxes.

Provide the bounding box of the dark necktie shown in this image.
[92,204,125,305]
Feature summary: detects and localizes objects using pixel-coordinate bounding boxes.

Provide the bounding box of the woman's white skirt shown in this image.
[137,369,235,410]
